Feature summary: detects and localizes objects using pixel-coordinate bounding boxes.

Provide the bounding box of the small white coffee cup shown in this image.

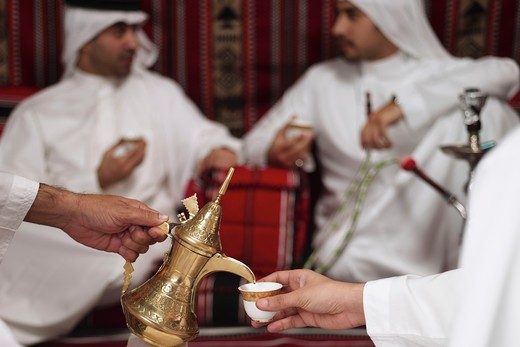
[238,282,283,323]
[286,120,314,140]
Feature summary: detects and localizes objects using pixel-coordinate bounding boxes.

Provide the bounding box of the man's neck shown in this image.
[359,50,408,76]
[75,66,126,85]
[367,45,399,62]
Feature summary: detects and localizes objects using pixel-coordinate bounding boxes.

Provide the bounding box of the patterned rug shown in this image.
[0,0,518,133]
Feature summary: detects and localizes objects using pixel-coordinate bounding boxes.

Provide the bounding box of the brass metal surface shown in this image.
[121,168,255,346]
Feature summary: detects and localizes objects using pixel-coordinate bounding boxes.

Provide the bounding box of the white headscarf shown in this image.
[62,6,158,77]
[348,0,451,59]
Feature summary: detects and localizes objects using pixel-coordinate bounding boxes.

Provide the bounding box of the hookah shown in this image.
[305,89,494,273]
[403,88,496,218]
[441,88,496,192]
[401,88,500,230]
[304,92,397,274]
[400,156,466,219]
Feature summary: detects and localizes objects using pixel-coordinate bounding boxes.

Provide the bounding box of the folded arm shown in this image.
[395,56,519,131]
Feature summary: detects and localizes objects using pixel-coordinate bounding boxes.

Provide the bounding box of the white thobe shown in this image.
[364,125,520,346]
[0,172,38,347]
[0,68,241,344]
[0,320,20,347]
[0,173,39,264]
[244,52,519,282]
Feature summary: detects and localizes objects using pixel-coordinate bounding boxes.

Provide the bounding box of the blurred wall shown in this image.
[0,0,518,133]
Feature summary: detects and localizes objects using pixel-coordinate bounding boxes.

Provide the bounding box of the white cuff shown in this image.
[0,175,39,231]
[364,277,393,340]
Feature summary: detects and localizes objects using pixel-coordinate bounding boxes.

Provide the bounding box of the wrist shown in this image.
[25,184,77,230]
[384,102,403,126]
[58,188,80,230]
[97,168,109,190]
[345,282,366,327]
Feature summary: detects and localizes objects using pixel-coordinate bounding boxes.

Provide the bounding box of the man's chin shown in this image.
[341,54,360,63]
[115,66,132,78]
[337,46,360,62]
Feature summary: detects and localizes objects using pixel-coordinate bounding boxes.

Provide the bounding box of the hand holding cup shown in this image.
[238,282,283,323]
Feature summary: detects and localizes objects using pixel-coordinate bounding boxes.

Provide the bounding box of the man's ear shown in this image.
[76,41,93,69]
[79,42,92,56]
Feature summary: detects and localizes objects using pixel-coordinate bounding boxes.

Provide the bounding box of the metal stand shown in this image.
[441,88,495,193]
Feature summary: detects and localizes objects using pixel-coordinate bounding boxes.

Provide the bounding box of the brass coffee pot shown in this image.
[121,168,255,346]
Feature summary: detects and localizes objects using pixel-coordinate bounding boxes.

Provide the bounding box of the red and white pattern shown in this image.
[2,0,519,119]
[188,167,310,326]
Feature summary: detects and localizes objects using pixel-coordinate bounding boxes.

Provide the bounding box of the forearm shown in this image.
[243,106,294,167]
[396,57,519,131]
[24,184,79,230]
[196,125,243,163]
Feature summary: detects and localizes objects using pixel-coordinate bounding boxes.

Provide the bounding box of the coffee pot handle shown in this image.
[191,253,256,304]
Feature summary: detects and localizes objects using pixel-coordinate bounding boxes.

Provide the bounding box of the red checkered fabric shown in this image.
[71,167,310,330]
[195,167,310,276]
[189,167,311,326]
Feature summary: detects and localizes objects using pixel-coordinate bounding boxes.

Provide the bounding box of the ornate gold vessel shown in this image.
[121,168,255,346]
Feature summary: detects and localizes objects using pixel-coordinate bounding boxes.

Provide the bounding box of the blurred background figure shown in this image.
[0,0,519,345]
[243,0,518,282]
[0,0,240,344]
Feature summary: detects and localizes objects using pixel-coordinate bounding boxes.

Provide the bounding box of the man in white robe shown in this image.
[253,124,520,347]
[0,171,173,346]
[0,1,241,344]
[243,0,520,282]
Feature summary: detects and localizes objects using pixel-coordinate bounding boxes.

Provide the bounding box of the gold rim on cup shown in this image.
[238,282,283,302]
[240,288,282,302]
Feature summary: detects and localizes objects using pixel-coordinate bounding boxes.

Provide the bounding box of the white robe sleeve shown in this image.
[394,56,519,131]
[178,93,243,164]
[0,108,46,183]
[0,102,104,194]
[156,81,242,203]
[449,127,520,347]
[364,127,520,347]
[364,270,461,347]
[0,318,20,347]
[243,71,315,168]
[0,173,39,264]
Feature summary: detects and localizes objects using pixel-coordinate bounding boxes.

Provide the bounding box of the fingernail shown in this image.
[149,229,161,239]
[159,214,169,221]
[257,298,268,309]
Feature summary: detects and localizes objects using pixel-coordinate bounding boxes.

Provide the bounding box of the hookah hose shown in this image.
[400,156,467,220]
[304,153,397,274]
[304,92,398,274]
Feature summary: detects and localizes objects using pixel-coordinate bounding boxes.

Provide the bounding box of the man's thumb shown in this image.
[257,292,298,312]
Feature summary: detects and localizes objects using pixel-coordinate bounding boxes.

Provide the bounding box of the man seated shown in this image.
[0,0,240,344]
[243,0,519,282]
